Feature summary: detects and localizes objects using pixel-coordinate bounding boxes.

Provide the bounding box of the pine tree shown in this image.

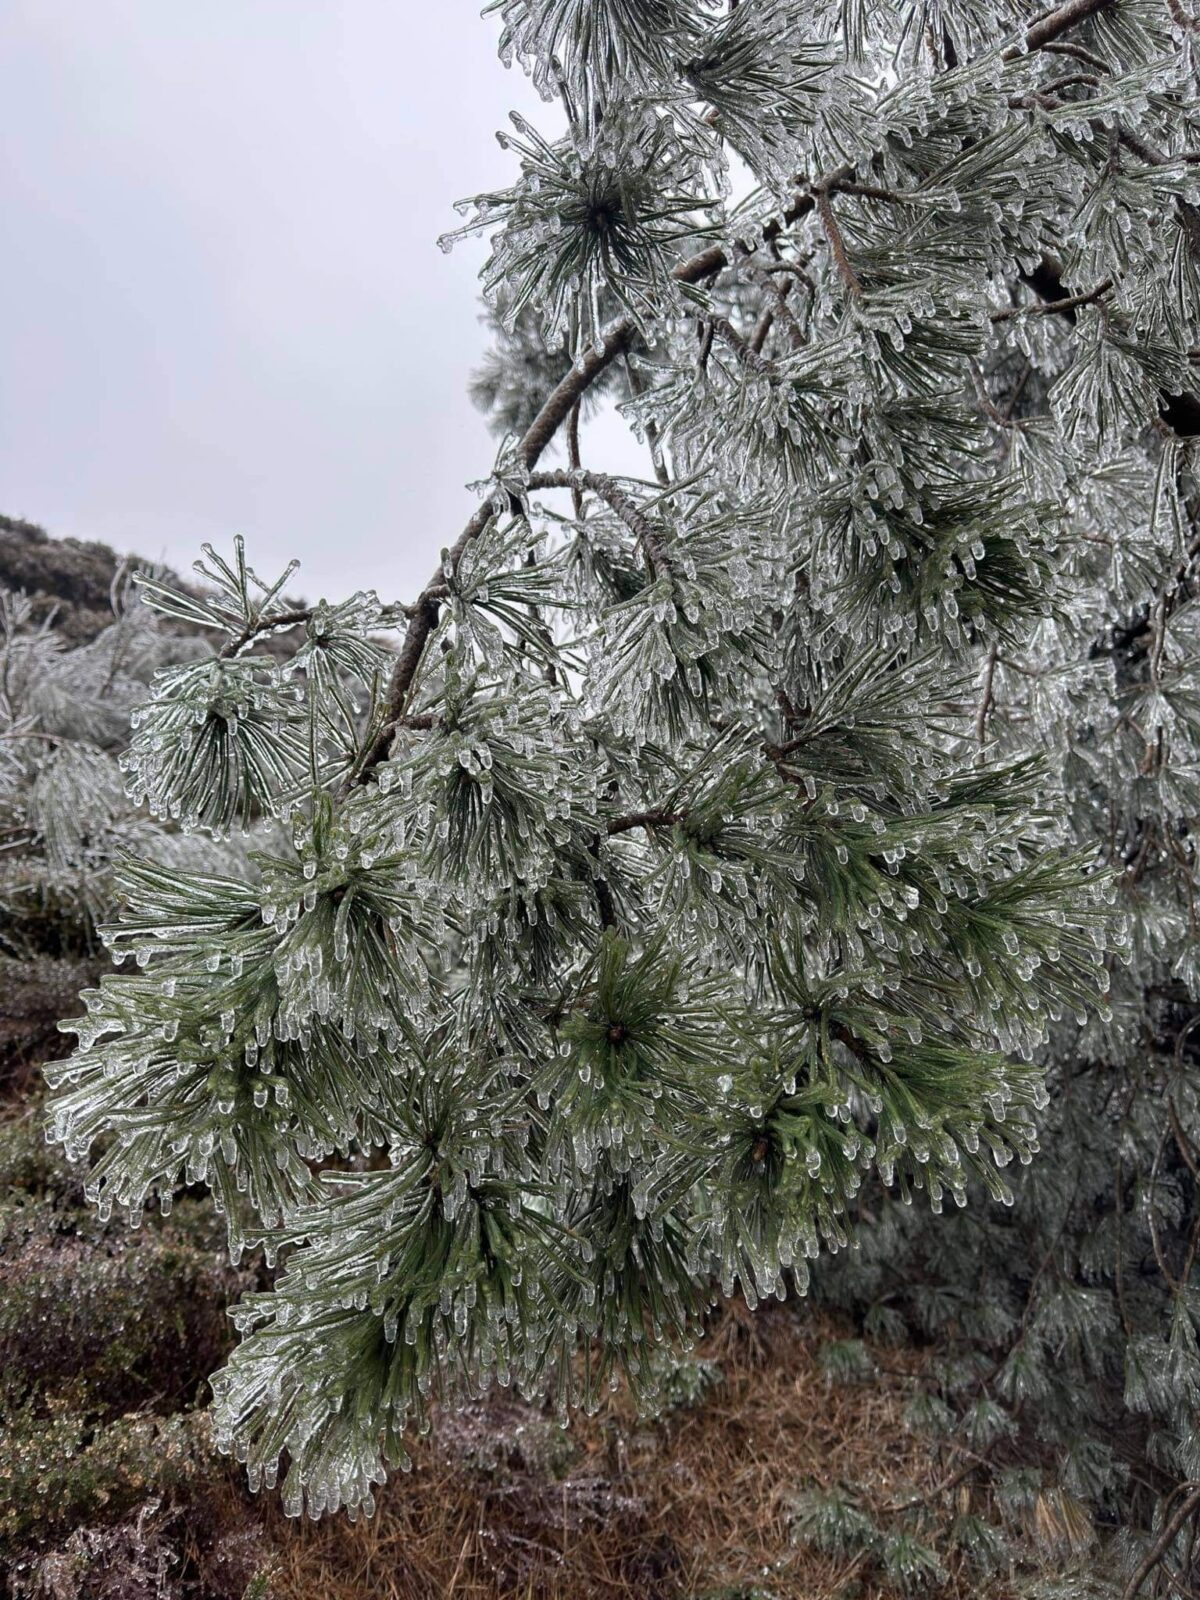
[46,0,1197,1540]
[0,572,244,961]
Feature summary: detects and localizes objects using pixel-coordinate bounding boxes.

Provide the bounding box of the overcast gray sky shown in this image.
[1,2,640,604]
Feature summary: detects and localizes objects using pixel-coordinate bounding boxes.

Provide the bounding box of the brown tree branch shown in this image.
[990,276,1113,321]
[527,469,674,577]
[1001,0,1117,61]
[814,188,863,298]
[712,315,776,375]
[220,608,312,660]
[1122,1485,1200,1600]
[975,642,1000,746]
[1040,39,1112,71]
[355,247,735,782]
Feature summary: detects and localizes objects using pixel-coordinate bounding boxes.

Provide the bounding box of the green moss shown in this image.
[0,1405,214,1550]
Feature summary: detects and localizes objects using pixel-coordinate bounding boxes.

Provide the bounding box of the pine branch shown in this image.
[990,278,1113,321]
[220,608,313,660]
[1002,0,1117,61]
[48,0,1182,1534]
[357,244,737,781]
[814,188,863,299]
[527,470,674,575]
[1017,256,1200,435]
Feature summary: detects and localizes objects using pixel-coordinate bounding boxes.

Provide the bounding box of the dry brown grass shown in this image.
[260,1303,944,1600]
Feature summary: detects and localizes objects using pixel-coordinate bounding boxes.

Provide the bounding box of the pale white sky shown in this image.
[0,2,641,605]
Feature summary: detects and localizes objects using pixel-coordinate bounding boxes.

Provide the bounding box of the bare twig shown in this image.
[749,302,776,354]
[527,469,673,577]
[991,277,1113,321]
[1167,0,1200,33]
[975,643,1000,747]
[814,188,862,298]
[1168,1097,1200,1186]
[1040,38,1112,70]
[220,607,313,660]
[971,361,1018,430]
[765,276,807,351]
[711,316,776,375]
[1122,1485,1200,1600]
[882,1444,993,1514]
[1002,0,1117,61]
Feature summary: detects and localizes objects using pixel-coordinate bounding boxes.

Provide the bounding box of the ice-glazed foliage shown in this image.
[445,113,720,351]
[46,1,1200,1565]
[0,576,244,958]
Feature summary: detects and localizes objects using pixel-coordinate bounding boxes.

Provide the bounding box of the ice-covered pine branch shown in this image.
[47,0,1200,1526]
